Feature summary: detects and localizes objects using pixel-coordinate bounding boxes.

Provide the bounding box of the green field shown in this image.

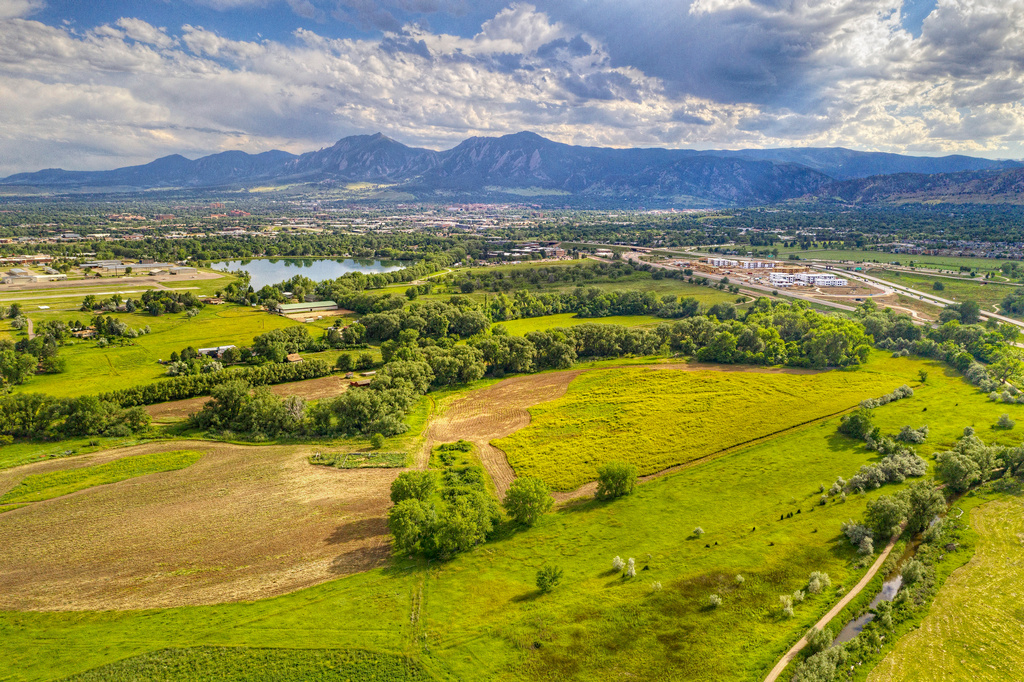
[494,313,662,335]
[63,647,432,682]
[1,353,1017,682]
[0,450,202,503]
[771,248,1016,273]
[867,268,1021,316]
[497,355,930,491]
[7,304,298,397]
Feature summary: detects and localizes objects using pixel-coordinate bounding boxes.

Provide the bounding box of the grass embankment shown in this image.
[62,647,433,682]
[497,356,919,491]
[0,450,202,504]
[866,489,1024,681]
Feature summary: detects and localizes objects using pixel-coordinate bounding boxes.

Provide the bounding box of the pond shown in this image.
[211,258,406,289]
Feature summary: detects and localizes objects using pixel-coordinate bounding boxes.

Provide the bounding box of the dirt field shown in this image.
[418,372,582,497]
[0,271,224,298]
[0,440,395,611]
[146,375,352,422]
[282,308,355,323]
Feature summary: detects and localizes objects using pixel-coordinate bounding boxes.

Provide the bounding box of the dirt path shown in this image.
[0,439,397,611]
[418,372,582,496]
[762,535,900,682]
[25,317,33,339]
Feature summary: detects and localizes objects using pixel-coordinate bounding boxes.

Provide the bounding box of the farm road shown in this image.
[763,534,900,682]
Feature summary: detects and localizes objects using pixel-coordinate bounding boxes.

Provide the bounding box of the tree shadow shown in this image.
[324,517,387,546]
[511,589,543,603]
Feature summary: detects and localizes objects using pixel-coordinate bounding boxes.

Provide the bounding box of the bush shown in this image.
[902,558,926,585]
[536,565,563,594]
[693,526,705,538]
[997,413,1015,430]
[625,557,636,578]
[389,471,436,504]
[805,626,834,655]
[807,571,831,594]
[612,556,625,572]
[370,433,385,449]
[595,460,638,500]
[735,574,745,586]
[708,594,722,608]
[503,476,554,526]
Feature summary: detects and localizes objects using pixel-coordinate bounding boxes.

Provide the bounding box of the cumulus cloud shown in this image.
[2,1,1024,175]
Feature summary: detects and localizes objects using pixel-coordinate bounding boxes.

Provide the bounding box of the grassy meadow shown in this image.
[0,450,202,504]
[771,248,1015,272]
[1,353,1019,681]
[867,268,1020,315]
[493,313,662,335]
[497,355,928,491]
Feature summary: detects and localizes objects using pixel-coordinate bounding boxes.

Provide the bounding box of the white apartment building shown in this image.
[739,260,776,269]
[769,272,848,287]
[706,258,739,267]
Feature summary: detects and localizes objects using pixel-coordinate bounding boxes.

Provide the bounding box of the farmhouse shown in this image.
[277,300,339,315]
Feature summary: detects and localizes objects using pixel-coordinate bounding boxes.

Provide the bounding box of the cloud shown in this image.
[3,1,1024,175]
[116,18,176,49]
[0,0,44,20]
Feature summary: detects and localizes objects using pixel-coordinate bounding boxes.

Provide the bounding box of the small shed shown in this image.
[285,353,303,363]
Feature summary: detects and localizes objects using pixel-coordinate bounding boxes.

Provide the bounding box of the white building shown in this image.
[739,260,776,269]
[707,258,739,267]
[770,272,848,287]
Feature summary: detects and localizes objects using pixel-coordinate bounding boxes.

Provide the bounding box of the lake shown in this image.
[211,258,406,289]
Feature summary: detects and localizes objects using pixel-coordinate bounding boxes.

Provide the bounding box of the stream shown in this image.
[833,574,903,644]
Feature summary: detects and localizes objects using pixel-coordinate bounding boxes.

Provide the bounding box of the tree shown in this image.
[388,499,431,555]
[335,354,353,372]
[932,280,944,291]
[865,494,908,540]
[918,369,928,383]
[595,460,638,500]
[899,481,946,534]
[536,565,563,594]
[805,626,834,655]
[838,409,873,440]
[390,471,436,504]
[998,413,1016,430]
[503,476,553,526]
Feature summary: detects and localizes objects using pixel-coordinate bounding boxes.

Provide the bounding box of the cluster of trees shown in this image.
[89,315,151,340]
[657,298,872,368]
[188,379,306,438]
[0,393,150,440]
[836,408,928,493]
[100,358,332,407]
[934,428,1024,493]
[388,442,503,559]
[138,290,204,316]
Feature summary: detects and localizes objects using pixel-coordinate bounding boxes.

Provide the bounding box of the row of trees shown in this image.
[0,393,150,440]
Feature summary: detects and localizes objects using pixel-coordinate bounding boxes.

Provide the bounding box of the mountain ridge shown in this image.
[3,132,1022,206]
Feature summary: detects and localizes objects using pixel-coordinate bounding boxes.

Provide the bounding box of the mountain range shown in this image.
[4,131,1023,207]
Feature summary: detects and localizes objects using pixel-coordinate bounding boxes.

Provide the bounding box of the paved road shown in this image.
[762,534,900,682]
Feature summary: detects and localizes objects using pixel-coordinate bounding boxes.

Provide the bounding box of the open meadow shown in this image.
[1,351,1021,681]
[867,268,1021,316]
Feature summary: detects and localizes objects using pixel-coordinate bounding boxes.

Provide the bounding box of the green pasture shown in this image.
[0,450,202,504]
[10,304,299,398]
[0,353,1016,681]
[493,313,662,336]
[0,437,146,472]
[866,268,1020,316]
[772,248,1015,273]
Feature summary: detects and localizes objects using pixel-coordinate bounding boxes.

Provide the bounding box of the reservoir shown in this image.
[211,258,406,289]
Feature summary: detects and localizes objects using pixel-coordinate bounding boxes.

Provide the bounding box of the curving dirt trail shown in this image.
[417,371,582,497]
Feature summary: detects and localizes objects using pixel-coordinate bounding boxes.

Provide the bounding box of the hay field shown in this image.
[868,495,1024,682]
[496,360,920,491]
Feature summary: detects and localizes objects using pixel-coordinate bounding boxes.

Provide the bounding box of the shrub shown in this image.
[805,626,834,655]
[595,460,638,500]
[779,594,794,618]
[735,574,745,586]
[370,433,385,449]
[625,557,636,578]
[807,571,831,594]
[536,565,563,594]
[792,589,805,603]
[902,558,926,585]
[390,471,436,504]
[612,556,625,572]
[998,413,1016,430]
[708,594,722,608]
[503,476,554,526]
[693,526,705,538]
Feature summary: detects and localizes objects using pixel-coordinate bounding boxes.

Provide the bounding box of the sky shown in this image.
[3,0,1024,175]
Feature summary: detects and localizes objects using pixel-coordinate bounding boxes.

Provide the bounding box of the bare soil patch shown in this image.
[419,372,582,497]
[282,308,355,322]
[0,440,395,611]
[146,375,351,421]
